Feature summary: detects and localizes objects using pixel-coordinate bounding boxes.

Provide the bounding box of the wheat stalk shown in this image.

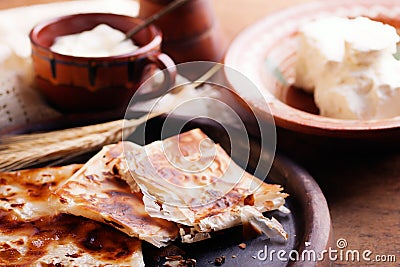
[0,91,178,172]
[0,64,222,172]
[0,116,152,171]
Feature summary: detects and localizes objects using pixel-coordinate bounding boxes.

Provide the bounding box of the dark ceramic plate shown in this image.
[1,116,332,267]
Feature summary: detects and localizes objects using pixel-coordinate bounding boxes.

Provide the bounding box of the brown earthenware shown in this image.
[225,0,400,139]
[30,13,176,112]
[139,0,227,63]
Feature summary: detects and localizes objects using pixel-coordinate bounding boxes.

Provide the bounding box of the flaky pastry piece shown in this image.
[0,214,144,267]
[0,165,144,267]
[55,142,179,248]
[122,129,289,242]
[0,164,82,221]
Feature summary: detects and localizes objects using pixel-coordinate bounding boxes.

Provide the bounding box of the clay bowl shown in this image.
[138,0,227,63]
[225,0,400,144]
[30,13,175,113]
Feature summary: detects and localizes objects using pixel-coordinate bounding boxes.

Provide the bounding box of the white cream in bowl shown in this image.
[50,24,138,57]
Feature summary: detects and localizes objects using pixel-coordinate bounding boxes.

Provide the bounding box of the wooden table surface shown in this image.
[1,0,399,266]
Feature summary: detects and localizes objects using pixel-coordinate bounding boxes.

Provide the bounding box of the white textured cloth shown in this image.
[0,0,139,130]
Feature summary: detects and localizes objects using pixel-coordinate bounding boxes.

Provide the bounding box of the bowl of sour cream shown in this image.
[30,13,176,112]
[225,0,400,141]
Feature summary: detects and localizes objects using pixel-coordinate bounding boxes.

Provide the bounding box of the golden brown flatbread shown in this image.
[0,214,144,267]
[55,142,179,247]
[0,165,144,267]
[0,164,82,221]
[123,129,289,242]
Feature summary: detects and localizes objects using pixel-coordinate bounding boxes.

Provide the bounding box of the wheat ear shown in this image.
[0,64,221,172]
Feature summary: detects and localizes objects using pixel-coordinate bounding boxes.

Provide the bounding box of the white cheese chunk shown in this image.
[295,16,400,120]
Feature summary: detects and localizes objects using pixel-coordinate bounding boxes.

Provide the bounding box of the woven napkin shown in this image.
[0,0,138,130]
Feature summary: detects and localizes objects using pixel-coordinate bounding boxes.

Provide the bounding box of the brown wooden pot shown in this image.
[139,0,227,63]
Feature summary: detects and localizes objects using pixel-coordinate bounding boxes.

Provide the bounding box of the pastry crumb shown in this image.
[214,255,226,266]
[238,243,246,249]
[163,255,196,267]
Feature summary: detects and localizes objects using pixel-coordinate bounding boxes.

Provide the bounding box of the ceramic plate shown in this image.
[225,0,400,138]
[2,116,333,266]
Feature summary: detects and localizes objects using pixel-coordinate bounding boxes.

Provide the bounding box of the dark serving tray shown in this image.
[1,116,333,267]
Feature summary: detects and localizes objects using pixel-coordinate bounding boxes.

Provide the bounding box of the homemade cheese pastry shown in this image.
[55,142,179,247]
[123,129,289,242]
[0,214,144,267]
[0,131,288,265]
[0,165,144,267]
[0,164,82,221]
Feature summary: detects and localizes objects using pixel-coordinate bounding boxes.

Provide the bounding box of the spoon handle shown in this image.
[125,0,190,39]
